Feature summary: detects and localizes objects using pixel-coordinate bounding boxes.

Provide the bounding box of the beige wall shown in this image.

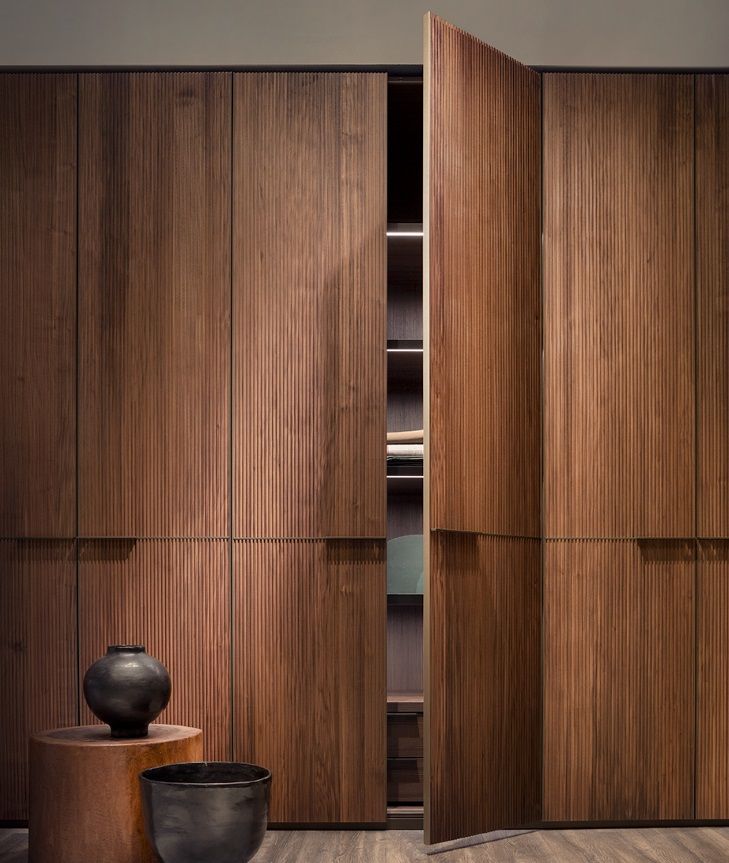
[1,0,728,67]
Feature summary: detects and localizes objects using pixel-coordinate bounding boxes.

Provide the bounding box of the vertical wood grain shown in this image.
[544,73,694,538]
[78,539,230,759]
[426,15,541,537]
[428,532,542,841]
[0,540,76,820]
[424,14,542,844]
[697,540,729,818]
[0,74,76,537]
[234,539,386,824]
[79,72,230,537]
[697,74,729,537]
[543,540,695,821]
[233,73,387,538]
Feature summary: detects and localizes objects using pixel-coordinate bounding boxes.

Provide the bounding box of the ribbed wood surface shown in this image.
[234,539,386,823]
[427,532,541,843]
[234,73,387,538]
[78,539,230,759]
[543,540,695,821]
[426,14,541,536]
[697,75,729,537]
[0,74,76,537]
[79,73,230,537]
[697,540,729,818]
[0,540,76,820]
[544,73,694,538]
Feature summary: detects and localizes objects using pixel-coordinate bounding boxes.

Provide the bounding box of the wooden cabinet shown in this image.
[544,73,694,539]
[696,74,729,820]
[426,16,542,539]
[538,71,701,827]
[424,14,542,844]
[233,539,386,824]
[698,74,729,537]
[0,540,76,820]
[77,540,231,759]
[2,54,729,838]
[0,74,76,538]
[697,541,729,818]
[544,540,695,821]
[78,72,230,538]
[233,72,386,539]
[231,73,388,826]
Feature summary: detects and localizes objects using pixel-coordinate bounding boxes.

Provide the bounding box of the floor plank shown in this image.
[3,827,729,862]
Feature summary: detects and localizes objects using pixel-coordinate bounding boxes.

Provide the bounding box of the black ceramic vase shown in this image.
[83,645,171,738]
[140,762,271,863]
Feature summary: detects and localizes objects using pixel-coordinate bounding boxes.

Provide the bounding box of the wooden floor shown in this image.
[4,826,729,862]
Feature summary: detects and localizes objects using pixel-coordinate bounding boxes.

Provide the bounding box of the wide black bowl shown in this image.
[140,762,271,863]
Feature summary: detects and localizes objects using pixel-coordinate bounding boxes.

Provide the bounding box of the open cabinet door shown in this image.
[424,13,542,843]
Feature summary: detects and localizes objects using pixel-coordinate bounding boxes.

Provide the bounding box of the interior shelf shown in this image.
[387,222,423,236]
[387,692,424,714]
[386,804,424,830]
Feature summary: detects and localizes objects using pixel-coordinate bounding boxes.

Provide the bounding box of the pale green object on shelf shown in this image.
[387,534,424,594]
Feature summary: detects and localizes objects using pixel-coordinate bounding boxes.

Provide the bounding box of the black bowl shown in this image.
[140,762,271,863]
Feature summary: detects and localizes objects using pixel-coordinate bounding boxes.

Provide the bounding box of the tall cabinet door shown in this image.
[78,72,231,538]
[543,74,694,540]
[697,73,729,819]
[232,73,387,824]
[0,74,76,538]
[0,74,77,821]
[424,15,542,843]
[234,73,386,541]
[543,74,695,821]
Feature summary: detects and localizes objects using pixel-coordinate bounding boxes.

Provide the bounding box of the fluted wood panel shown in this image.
[233,73,386,538]
[697,540,729,818]
[78,539,230,759]
[0,540,76,820]
[427,533,541,843]
[544,540,695,821]
[544,74,694,538]
[426,14,541,536]
[698,75,729,537]
[79,73,230,537]
[0,74,76,537]
[234,539,386,823]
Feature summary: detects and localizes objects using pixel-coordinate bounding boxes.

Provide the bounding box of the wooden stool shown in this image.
[29,724,203,863]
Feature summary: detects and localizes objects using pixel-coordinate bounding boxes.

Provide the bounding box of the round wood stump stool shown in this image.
[29,724,203,863]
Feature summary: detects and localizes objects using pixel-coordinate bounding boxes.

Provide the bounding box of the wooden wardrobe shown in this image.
[1,14,728,848]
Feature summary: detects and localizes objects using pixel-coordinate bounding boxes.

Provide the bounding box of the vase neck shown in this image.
[107,644,146,654]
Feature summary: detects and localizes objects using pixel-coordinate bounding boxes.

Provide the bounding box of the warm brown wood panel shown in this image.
[697,540,729,818]
[0,74,76,537]
[79,73,230,537]
[544,73,694,538]
[78,539,230,759]
[426,14,541,537]
[424,14,542,845]
[698,75,729,537]
[233,73,386,538]
[428,533,541,842]
[543,540,695,821]
[234,539,386,823]
[0,540,76,820]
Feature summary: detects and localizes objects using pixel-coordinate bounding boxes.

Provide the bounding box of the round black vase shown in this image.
[140,762,271,863]
[83,645,171,738]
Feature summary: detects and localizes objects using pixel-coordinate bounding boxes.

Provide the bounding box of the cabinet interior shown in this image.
[386,75,424,828]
